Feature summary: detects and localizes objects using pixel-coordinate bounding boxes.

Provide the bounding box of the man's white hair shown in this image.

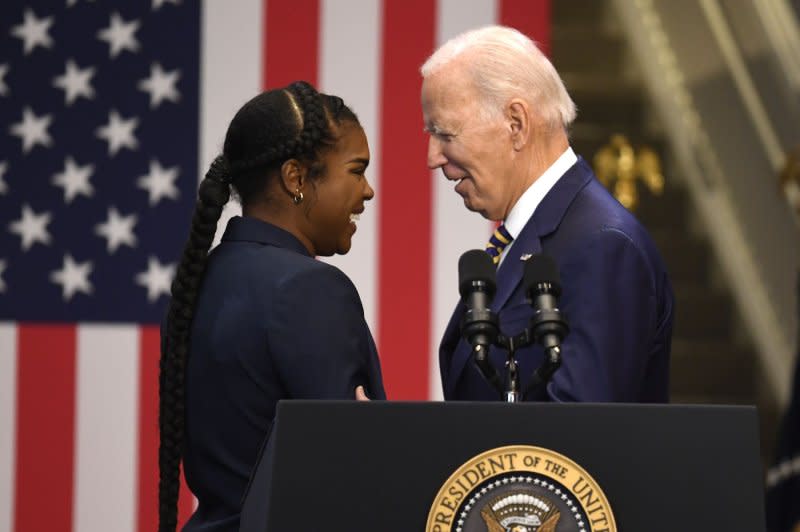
[421,25,576,129]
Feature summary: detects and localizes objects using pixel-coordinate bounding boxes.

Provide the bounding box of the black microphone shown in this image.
[458,250,498,349]
[458,250,502,391]
[524,254,569,349]
[522,254,568,398]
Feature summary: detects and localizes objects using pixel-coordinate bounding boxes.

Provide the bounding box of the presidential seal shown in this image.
[426,445,616,532]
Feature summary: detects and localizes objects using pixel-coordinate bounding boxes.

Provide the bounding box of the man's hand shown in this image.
[355,385,370,401]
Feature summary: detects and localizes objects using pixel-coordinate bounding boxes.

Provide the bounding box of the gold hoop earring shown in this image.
[292,190,304,205]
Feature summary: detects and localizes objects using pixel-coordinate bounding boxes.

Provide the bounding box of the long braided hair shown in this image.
[157,81,360,531]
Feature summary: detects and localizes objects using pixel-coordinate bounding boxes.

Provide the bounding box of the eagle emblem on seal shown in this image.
[479,491,560,532]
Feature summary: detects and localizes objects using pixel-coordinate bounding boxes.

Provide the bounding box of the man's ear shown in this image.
[279,158,307,195]
[507,99,530,151]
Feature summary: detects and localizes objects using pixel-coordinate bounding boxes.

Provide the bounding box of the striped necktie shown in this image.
[485,224,514,265]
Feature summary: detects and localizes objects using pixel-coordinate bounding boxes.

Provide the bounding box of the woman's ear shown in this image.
[279,158,307,196]
[507,99,530,151]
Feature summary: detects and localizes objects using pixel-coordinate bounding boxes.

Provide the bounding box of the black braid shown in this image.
[288,81,331,157]
[158,156,230,532]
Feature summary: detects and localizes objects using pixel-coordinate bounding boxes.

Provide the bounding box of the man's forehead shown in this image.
[422,72,474,120]
[424,66,469,97]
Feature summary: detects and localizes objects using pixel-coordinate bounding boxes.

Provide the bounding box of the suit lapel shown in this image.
[492,219,542,311]
[530,156,593,237]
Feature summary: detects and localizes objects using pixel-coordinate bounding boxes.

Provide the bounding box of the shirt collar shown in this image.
[504,146,577,239]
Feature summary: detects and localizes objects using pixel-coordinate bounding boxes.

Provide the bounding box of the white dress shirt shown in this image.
[497,146,578,266]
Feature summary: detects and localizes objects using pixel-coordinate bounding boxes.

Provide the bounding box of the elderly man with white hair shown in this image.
[424,25,674,402]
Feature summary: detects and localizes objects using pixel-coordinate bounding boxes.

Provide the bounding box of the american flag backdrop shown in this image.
[0,1,549,530]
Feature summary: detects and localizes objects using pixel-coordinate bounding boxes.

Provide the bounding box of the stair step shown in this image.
[648,231,711,283]
[670,339,756,397]
[569,85,646,131]
[552,32,628,76]
[636,186,692,227]
[552,1,611,26]
[672,283,734,338]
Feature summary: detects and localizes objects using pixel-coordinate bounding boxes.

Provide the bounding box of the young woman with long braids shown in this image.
[158,81,385,532]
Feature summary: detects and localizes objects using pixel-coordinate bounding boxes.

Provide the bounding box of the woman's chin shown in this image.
[336,235,353,255]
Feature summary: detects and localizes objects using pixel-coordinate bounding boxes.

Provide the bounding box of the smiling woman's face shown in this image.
[300,121,373,256]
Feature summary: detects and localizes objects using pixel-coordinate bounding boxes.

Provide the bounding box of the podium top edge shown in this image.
[275,400,758,412]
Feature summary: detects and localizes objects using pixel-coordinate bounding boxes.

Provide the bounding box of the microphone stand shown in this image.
[522,345,562,399]
[495,329,533,403]
[470,321,564,403]
[471,344,503,393]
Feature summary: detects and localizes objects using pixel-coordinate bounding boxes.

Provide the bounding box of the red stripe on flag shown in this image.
[378,0,436,399]
[264,0,320,88]
[138,326,193,531]
[137,326,159,532]
[499,0,551,57]
[14,325,76,532]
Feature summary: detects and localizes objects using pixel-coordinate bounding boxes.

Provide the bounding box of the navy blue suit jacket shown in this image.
[180,216,385,531]
[440,157,674,402]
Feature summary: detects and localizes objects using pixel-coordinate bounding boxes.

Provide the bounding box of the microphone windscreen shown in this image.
[523,254,561,295]
[458,249,496,298]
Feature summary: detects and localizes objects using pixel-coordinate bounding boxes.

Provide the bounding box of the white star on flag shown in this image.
[96,109,139,156]
[0,64,8,96]
[0,260,6,293]
[138,62,181,108]
[137,159,180,205]
[0,161,7,195]
[95,207,138,253]
[8,204,52,251]
[135,256,175,302]
[53,59,96,105]
[10,8,54,55]
[50,254,93,301]
[52,157,95,203]
[97,12,140,58]
[153,0,182,10]
[9,107,53,153]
